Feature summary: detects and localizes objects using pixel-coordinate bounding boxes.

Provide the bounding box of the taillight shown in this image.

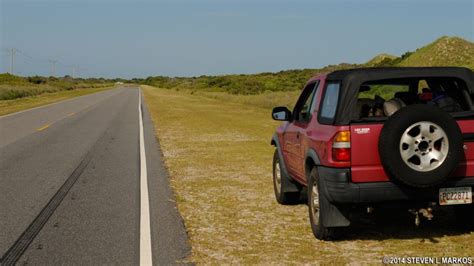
[332,131,351,162]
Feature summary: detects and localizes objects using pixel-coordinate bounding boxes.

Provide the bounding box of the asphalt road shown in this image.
[0,87,190,265]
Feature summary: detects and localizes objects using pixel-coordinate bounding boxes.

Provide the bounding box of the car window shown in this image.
[309,82,321,113]
[353,77,471,121]
[293,82,318,122]
[320,82,340,121]
[359,84,409,101]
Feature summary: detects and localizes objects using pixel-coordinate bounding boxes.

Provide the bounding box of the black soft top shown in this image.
[325,67,474,124]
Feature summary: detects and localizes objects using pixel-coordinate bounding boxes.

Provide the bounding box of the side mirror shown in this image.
[272,106,292,121]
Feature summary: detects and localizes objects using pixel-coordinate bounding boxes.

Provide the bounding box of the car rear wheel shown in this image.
[379,104,463,188]
[308,167,336,240]
[272,149,300,205]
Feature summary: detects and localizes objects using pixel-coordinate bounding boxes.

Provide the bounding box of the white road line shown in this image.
[139,89,153,265]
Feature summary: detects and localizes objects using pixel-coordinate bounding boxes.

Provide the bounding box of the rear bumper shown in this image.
[318,166,474,204]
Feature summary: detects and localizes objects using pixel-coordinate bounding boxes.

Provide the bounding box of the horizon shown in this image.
[0,36,472,80]
[1,0,473,79]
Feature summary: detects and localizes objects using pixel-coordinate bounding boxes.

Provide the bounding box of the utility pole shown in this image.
[68,65,86,79]
[49,60,58,77]
[72,65,78,79]
[9,48,16,74]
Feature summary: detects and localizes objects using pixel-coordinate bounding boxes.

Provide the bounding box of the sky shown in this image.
[0,0,473,79]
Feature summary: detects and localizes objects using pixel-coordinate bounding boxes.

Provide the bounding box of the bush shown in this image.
[0,74,114,100]
[27,76,48,84]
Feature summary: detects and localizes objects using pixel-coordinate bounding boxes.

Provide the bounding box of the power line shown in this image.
[4,47,89,77]
[15,49,34,61]
[5,48,48,75]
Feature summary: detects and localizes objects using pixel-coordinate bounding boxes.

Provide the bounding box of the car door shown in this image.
[283,81,319,180]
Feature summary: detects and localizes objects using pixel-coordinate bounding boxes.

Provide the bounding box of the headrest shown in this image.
[383,98,406,116]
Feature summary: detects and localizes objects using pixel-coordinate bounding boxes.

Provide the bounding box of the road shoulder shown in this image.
[141,92,192,264]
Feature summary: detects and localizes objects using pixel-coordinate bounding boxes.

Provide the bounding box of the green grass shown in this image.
[142,85,474,264]
[188,89,301,110]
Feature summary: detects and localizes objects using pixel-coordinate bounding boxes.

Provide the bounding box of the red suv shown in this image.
[271,67,474,240]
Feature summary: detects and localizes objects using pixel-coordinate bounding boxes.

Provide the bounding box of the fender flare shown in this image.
[305,148,321,177]
[271,134,300,193]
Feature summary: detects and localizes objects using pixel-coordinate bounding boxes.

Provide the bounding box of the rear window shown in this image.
[319,82,340,123]
[353,77,472,121]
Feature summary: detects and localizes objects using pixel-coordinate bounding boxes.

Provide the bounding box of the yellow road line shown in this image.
[36,112,77,132]
[36,124,50,131]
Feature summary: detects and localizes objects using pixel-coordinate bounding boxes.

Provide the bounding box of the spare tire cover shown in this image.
[379,104,463,188]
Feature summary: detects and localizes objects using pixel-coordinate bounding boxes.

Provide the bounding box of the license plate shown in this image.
[439,187,472,205]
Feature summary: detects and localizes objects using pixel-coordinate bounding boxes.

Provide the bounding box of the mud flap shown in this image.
[318,170,351,227]
[319,191,351,227]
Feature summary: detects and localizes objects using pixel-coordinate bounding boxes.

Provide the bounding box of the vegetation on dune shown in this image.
[0,87,112,116]
[0,73,27,84]
[0,73,117,101]
[368,36,474,68]
[140,36,474,96]
[397,36,474,69]
[0,73,119,115]
[365,53,398,67]
[141,64,357,95]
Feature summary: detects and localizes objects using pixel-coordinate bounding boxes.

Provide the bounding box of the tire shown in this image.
[379,104,463,188]
[272,149,300,205]
[307,167,336,240]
